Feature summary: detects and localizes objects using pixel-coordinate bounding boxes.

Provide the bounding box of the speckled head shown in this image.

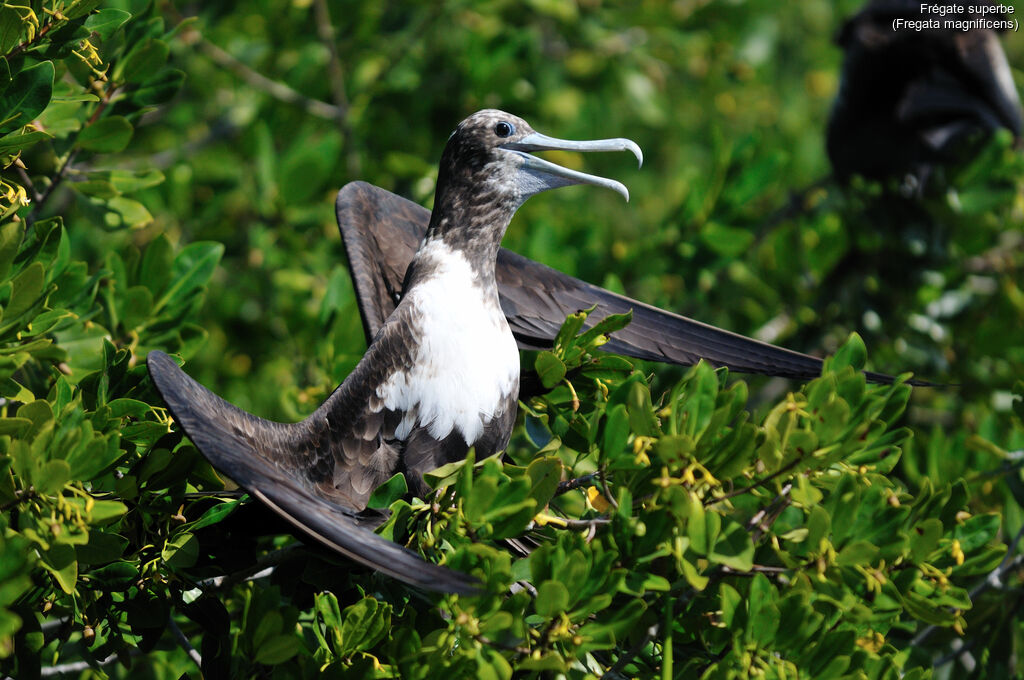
[425,109,642,257]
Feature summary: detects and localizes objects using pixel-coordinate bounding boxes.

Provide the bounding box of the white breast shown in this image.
[375,241,520,444]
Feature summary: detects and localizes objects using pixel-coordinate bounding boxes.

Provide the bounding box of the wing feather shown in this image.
[147,350,479,594]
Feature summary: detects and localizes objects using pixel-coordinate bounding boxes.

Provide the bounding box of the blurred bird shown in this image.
[148,110,642,593]
[827,0,1022,188]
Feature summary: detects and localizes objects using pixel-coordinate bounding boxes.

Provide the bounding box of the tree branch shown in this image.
[707,460,801,505]
[168,616,203,669]
[195,37,341,120]
[310,0,359,177]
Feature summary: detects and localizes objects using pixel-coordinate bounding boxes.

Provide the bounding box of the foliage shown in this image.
[0,0,1022,678]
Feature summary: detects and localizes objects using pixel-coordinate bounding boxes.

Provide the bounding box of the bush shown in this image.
[1,1,1022,678]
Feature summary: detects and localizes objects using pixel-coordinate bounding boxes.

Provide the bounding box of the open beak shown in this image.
[501,132,643,202]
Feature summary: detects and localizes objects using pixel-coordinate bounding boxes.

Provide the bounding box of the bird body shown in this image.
[379,239,519,445]
[148,110,642,591]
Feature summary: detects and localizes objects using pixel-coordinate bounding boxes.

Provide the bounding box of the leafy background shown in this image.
[1,0,1023,678]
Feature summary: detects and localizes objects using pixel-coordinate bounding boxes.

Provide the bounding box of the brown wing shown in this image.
[146,350,479,594]
[335,182,422,344]
[336,182,907,383]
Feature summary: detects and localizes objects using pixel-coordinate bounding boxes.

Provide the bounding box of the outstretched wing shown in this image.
[147,350,479,594]
[336,182,903,383]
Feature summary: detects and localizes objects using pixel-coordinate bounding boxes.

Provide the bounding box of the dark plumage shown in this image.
[148,110,641,593]
[827,0,1022,186]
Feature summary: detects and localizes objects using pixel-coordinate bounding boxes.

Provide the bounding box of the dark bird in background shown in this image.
[827,0,1022,188]
[148,110,643,593]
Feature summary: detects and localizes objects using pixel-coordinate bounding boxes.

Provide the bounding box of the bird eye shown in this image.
[494,121,515,138]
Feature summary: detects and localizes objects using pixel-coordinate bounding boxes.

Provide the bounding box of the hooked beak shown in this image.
[501,132,643,202]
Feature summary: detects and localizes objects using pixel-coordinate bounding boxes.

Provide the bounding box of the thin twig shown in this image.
[168,616,203,668]
[196,38,341,120]
[707,460,801,505]
[544,516,611,531]
[720,564,790,575]
[37,649,143,677]
[556,473,598,496]
[310,0,359,177]
[597,467,619,510]
[7,21,56,60]
[25,148,78,227]
[602,622,658,679]
[14,165,43,204]
[0,487,36,512]
[195,544,303,591]
[747,483,793,543]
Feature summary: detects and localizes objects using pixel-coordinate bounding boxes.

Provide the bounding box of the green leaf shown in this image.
[0,129,50,155]
[76,532,129,566]
[825,333,867,374]
[0,219,23,280]
[535,351,566,389]
[0,10,25,55]
[84,8,132,41]
[254,634,302,665]
[105,197,153,229]
[103,168,165,193]
[910,518,943,562]
[526,457,561,509]
[0,61,53,133]
[64,0,104,20]
[338,597,391,656]
[162,532,199,569]
[139,232,173,294]
[709,517,755,571]
[34,459,70,495]
[366,472,408,510]
[78,116,133,153]
[130,68,186,106]
[535,580,570,617]
[836,540,879,567]
[190,498,243,531]
[602,403,630,458]
[687,497,713,555]
[116,38,170,85]
[155,242,224,313]
[41,543,77,594]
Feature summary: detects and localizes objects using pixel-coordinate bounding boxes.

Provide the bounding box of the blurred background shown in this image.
[23,0,1024,660]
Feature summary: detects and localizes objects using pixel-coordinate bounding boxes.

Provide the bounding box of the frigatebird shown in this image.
[148,110,642,593]
[827,0,1023,186]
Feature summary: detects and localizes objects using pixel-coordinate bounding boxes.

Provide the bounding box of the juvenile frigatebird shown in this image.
[148,110,642,593]
[827,0,1023,186]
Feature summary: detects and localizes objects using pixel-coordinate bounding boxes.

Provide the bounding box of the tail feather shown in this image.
[146,350,480,594]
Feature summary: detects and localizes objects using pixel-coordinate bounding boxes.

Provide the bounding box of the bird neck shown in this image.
[416,184,517,289]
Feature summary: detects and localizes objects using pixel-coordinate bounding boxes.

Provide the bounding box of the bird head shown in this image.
[435,109,642,211]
